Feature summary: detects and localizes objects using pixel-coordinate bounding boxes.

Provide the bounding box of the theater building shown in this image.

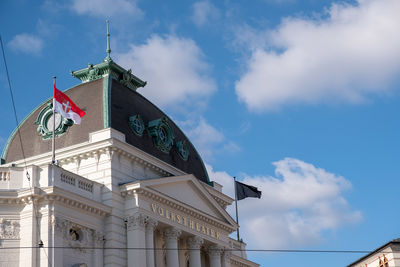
[0,38,259,267]
[348,238,400,267]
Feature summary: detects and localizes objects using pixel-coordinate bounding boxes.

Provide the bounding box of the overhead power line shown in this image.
[0,246,371,254]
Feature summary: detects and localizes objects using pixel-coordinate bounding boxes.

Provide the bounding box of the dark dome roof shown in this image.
[2,72,210,184]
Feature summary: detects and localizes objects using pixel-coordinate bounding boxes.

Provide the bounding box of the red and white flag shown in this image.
[53,85,85,124]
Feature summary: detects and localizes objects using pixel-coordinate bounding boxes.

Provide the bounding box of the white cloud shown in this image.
[71,0,143,18]
[178,117,239,162]
[116,34,216,109]
[8,34,43,55]
[235,0,400,111]
[191,1,220,27]
[207,158,361,248]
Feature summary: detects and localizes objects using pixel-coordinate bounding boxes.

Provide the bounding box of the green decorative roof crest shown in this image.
[71,61,146,91]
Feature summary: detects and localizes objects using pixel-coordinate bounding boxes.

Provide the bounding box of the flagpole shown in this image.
[234,176,240,242]
[52,76,56,164]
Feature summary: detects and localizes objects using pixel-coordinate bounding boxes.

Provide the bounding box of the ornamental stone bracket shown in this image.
[0,218,20,240]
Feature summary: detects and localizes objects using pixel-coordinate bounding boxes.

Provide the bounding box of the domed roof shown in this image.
[1,60,211,185]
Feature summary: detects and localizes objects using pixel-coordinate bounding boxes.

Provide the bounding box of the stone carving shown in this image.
[145,217,158,231]
[208,244,224,258]
[93,230,104,247]
[222,250,232,262]
[126,213,146,231]
[0,219,20,239]
[50,216,102,251]
[164,227,181,241]
[187,236,204,249]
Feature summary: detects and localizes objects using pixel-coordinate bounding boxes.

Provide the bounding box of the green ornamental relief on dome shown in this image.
[35,103,73,140]
[128,114,145,137]
[176,140,189,161]
[148,117,174,154]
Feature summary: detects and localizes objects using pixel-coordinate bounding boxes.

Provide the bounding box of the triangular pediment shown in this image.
[136,175,236,227]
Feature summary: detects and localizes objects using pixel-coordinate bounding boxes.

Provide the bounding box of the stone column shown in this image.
[222,250,231,267]
[187,236,203,267]
[209,245,223,267]
[126,213,147,267]
[164,227,181,267]
[145,218,158,267]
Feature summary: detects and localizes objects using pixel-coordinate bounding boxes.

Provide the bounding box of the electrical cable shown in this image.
[0,246,372,254]
[0,34,50,265]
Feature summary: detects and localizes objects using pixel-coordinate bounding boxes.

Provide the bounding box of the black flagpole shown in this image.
[234,176,240,242]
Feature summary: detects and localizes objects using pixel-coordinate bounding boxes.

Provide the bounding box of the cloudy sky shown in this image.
[1,0,400,266]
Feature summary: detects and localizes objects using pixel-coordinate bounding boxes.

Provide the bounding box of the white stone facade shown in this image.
[0,128,259,267]
[348,239,400,267]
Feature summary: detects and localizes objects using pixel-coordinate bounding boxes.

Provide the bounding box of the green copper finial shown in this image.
[105,20,112,61]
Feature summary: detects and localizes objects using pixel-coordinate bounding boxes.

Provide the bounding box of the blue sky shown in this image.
[1,0,400,266]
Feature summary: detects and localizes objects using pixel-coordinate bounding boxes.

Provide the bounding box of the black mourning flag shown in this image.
[235,181,262,200]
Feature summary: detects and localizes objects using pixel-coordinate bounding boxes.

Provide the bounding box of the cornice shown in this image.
[120,186,236,233]
[203,183,233,209]
[0,186,111,217]
[5,132,186,179]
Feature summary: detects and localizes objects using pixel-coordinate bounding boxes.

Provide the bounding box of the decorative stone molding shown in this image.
[164,227,181,241]
[0,171,10,181]
[223,250,232,262]
[126,213,146,231]
[51,216,102,251]
[93,230,104,247]
[0,219,20,239]
[146,217,158,231]
[58,146,172,177]
[187,236,203,249]
[208,244,224,258]
[43,194,109,217]
[122,187,235,233]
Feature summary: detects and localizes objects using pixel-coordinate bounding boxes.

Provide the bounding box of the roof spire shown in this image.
[105,20,112,62]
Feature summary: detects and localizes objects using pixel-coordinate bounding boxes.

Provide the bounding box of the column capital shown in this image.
[164,227,182,241]
[187,236,204,249]
[222,249,232,261]
[208,244,224,258]
[145,217,158,231]
[126,213,146,231]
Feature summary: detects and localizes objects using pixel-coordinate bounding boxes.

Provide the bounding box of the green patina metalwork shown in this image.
[105,20,112,62]
[35,103,73,140]
[71,61,146,92]
[176,140,189,161]
[128,115,145,137]
[102,75,112,128]
[148,117,174,154]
